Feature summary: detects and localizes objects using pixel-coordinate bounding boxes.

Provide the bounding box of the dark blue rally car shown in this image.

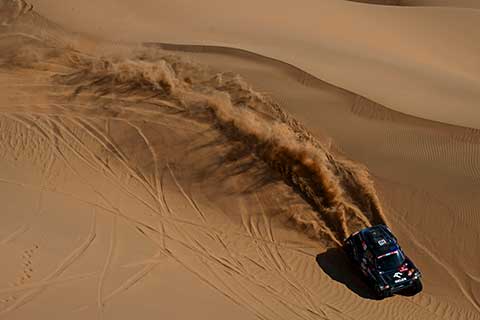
[343,224,422,299]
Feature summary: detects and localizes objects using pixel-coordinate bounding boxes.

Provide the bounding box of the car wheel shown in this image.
[374,285,387,300]
[412,279,423,293]
[343,242,355,263]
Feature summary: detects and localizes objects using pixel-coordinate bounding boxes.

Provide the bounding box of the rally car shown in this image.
[343,224,422,299]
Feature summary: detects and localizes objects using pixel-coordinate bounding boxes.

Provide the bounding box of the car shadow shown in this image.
[315,247,378,300]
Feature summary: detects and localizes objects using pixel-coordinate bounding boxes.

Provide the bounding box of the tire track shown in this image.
[134,225,272,320]
[0,175,314,260]
[103,250,165,303]
[135,177,308,319]
[127,121,164,212]
[70,117,159,197]
[238,196,271,271]
[234,195,323,318]
[248,194,333,319]
[1,112,344,320]
[157,177,287,318]
[97,212,117,317]
[0,181,43,245]
[0,210,97,317]
[68,116,179,219]
[254,193,289,271]
[247,209,326,319]
[31,115,165,220]
[0,224,30,245]
[391,207,480,314]
[0,271,99,296]
[166,163,207,223]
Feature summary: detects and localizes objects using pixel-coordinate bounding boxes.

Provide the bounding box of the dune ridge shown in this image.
[148,42,480,143]
[27,0,480,130]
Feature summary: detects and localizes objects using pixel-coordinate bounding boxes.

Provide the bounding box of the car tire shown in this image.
[412,279,423,293]
[374,286,387,300]
[343,241,354,262]
[373,284,392,299]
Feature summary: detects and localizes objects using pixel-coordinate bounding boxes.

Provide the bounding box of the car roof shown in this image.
[360,225,399,256]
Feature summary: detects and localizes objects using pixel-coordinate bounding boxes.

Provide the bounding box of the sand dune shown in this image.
[29,0,480,129]
[1,1,479,320]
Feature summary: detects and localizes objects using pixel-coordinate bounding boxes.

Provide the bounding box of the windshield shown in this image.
[376,250,405,270]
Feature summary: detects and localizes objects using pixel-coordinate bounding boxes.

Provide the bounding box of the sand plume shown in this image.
[52,53,387,243]
[0,0,32,27]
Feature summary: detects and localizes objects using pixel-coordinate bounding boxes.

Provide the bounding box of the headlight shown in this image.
[379,284,390,290]
[412,271,421,280]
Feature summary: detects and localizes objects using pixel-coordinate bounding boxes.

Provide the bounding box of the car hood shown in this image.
[379,259,418,285]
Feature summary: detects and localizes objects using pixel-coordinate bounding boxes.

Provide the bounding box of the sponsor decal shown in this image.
[393,272,406,283]
[394,277,407,283]
[377,239,387,246]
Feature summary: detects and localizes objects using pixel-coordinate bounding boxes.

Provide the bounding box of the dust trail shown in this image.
[48,51,386,244]
[0,0,32,27]
[1,2,387,243]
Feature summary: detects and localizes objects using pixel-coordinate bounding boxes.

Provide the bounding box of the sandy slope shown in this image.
[170,46,480,316]
[0,23,326,318]
[0,7,387,319]
[29,0,480,129]
[350,0,480,9]
[0,1,479,320]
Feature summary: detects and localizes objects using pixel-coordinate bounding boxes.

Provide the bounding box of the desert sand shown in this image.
[0,1,479,319]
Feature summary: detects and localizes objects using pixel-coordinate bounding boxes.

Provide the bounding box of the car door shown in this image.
[351,234,363,262]
[364,250,375,280]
